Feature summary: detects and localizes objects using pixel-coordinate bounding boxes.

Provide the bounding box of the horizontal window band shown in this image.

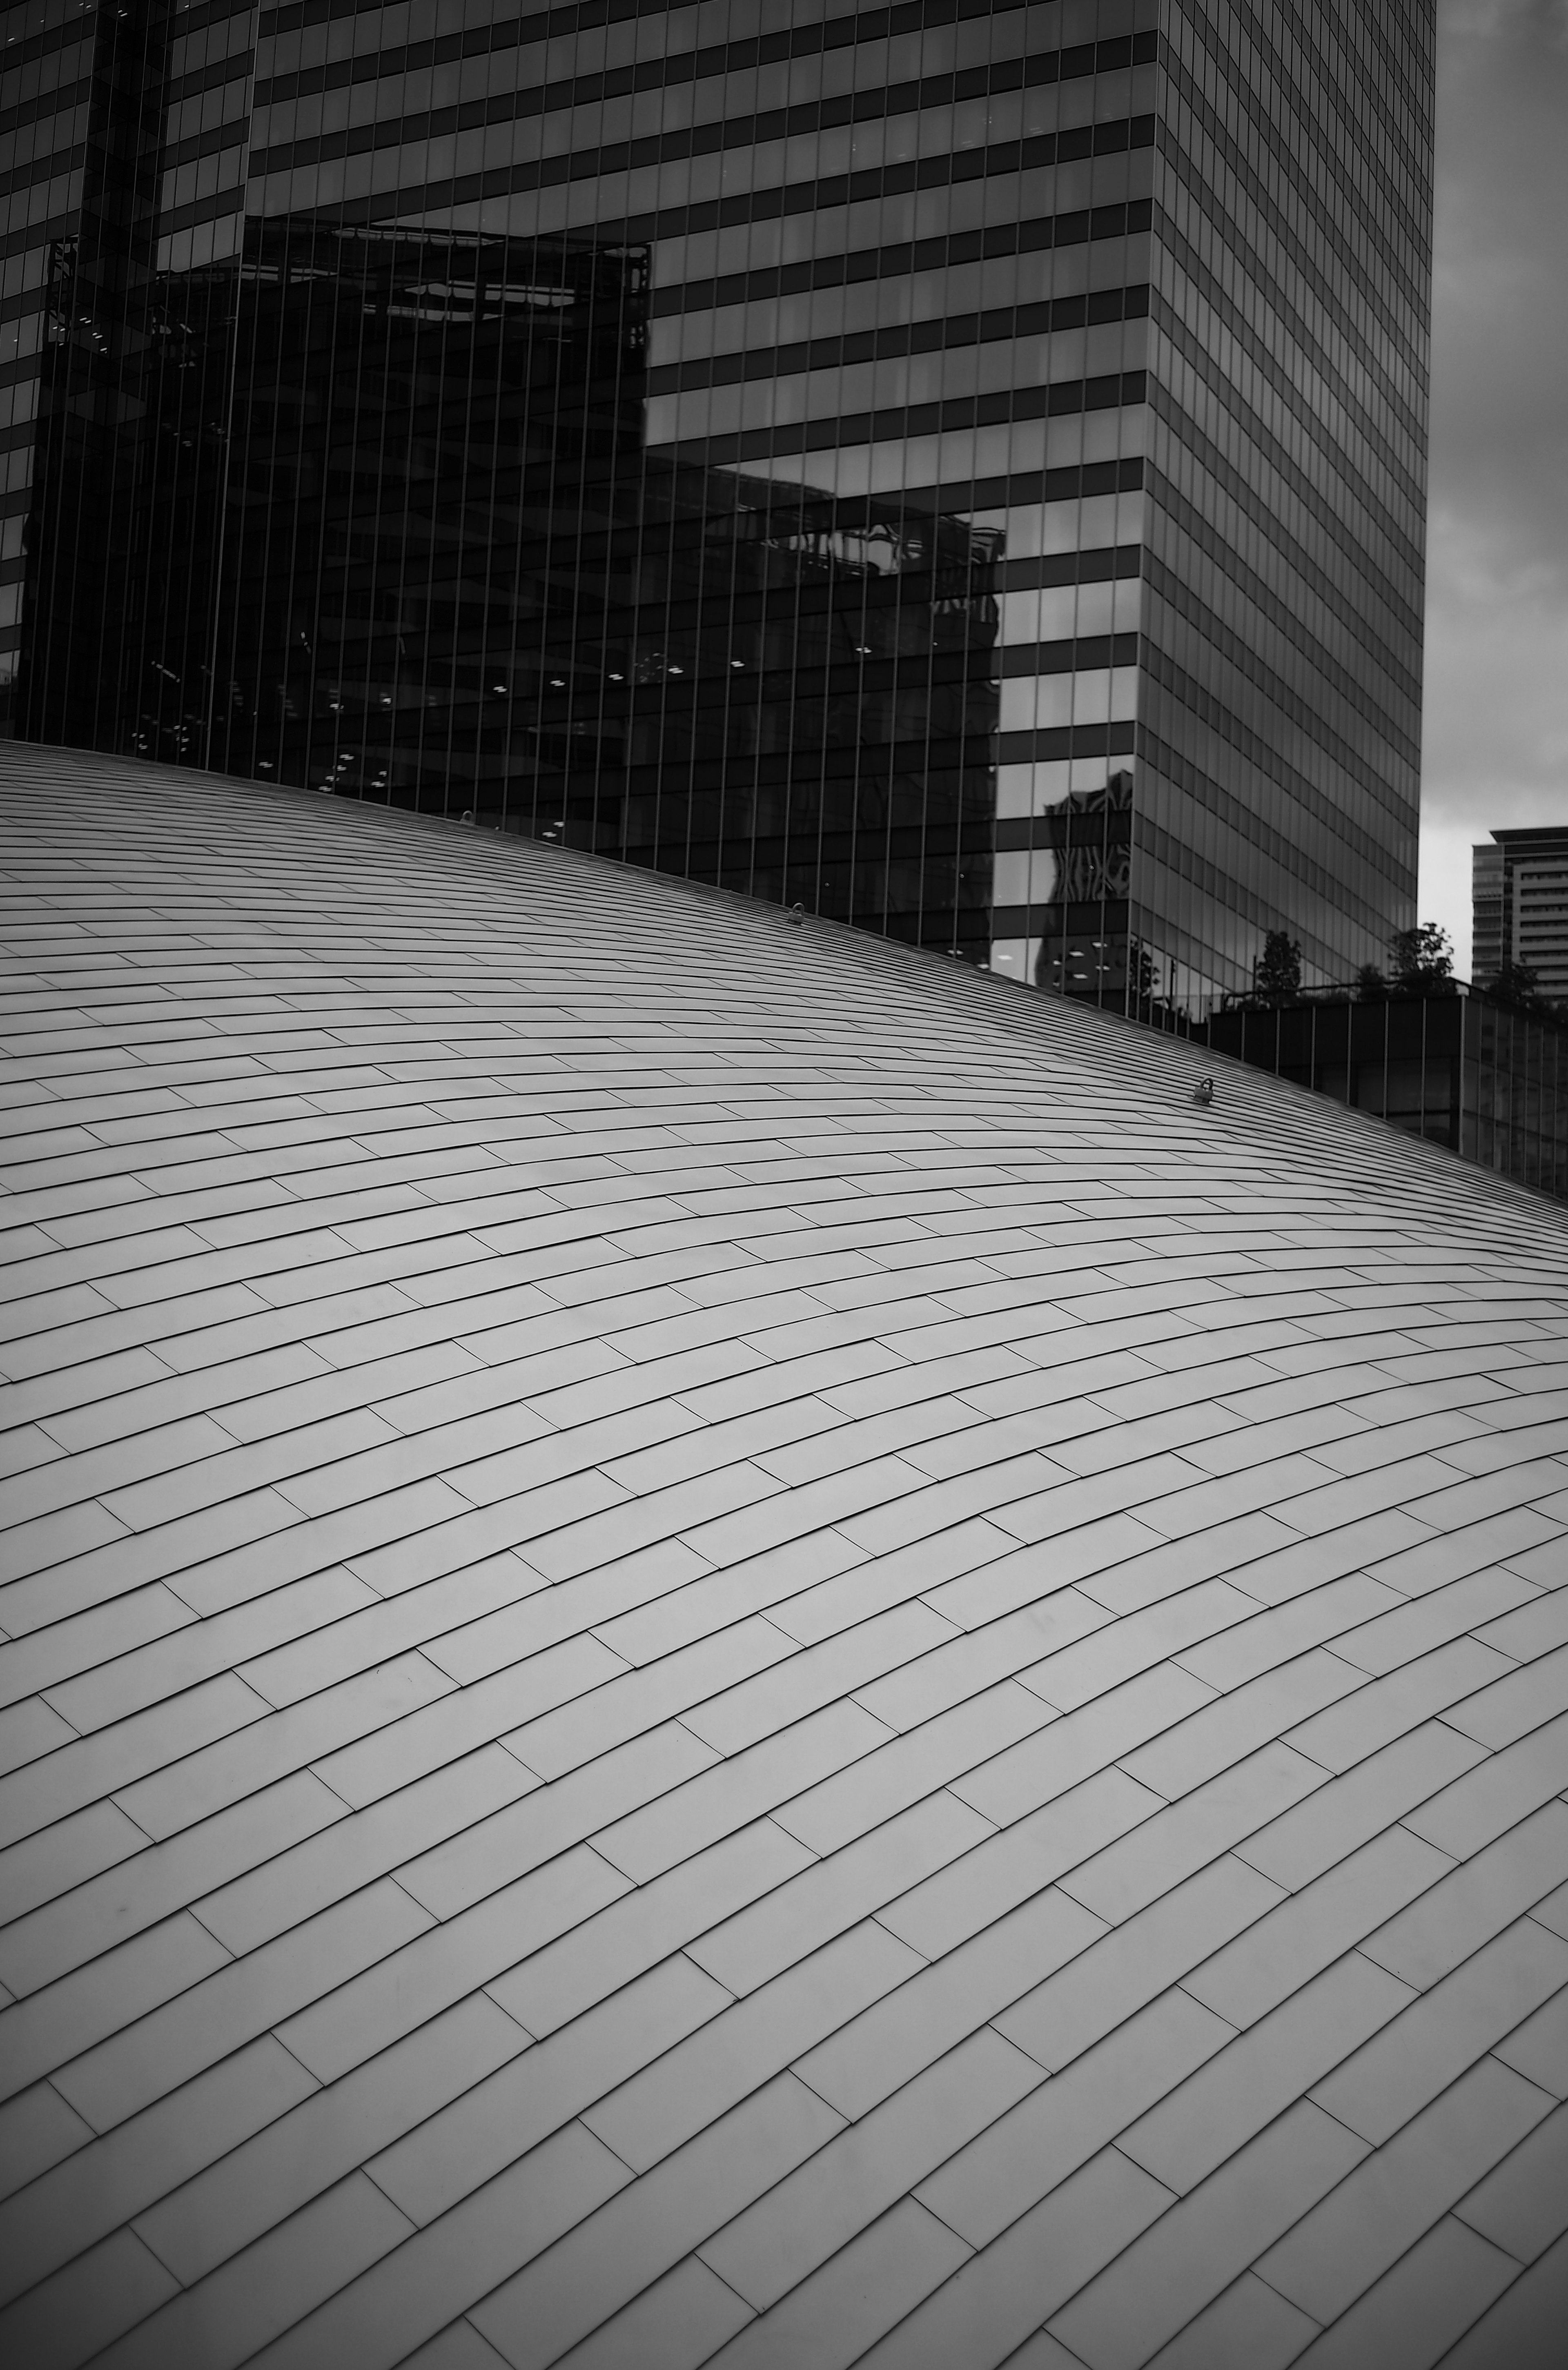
[0,199,80,266]
[1141,654,1413,851]
[618,866,990,907]
[657,201,1152,319]
[163,52,258,109]
[264,0,1027,51]
[993,728,1403,901]
[397,548,1133,644]
[620,454,1142,525]
[276,116,1153,243]
[623,890,994,933]
[1159,70,1428,390]
[0,77,92,143]
[472,636,1131,714]
[408,563,1001,632]
[1176,0,1434,210]
[1151,285,1423,588]
[614,788,995,826]
[258,26,1154,125]
[648,286,1149,396]
[624,140,1150,250]
[0,138,87,207]
[597,540,1140,606]
[0,308,44,353]
[315,461,1143,552]
[1156,145,1424,450]
[519,764,1000,802]
[992,902,1130,938]
[1133,773,1402,945]
[1152,198,1423,508]
[1169,4,1430,316]
[258,0,1150,107]
[1138,724,1407,909]
[157,120,253,174]
[655,365,1146,465]
[997,719,1136,762]
[299,0,936,61]
[1155,252,1425,541]
[615,865,991,905]
[249,88,1156,187]
[871,453,1144,516]
[995,812,1133,850]
[0,13,102,74]
[1001,543,1143,591]
[160,0,247,52]
[1145,452,1416,712]
[1143,537,1418,765]
[1135,817,1366,969]
[264,0,1049,46]
[1144,624,1415,830]
[501,743,998,796]
[487,660,1001,707]
[1002,633,1139,676]
[1148,377,1424,652]
[142,190,247,241]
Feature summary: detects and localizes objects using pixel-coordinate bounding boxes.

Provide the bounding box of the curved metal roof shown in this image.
[1,747,1566,2370]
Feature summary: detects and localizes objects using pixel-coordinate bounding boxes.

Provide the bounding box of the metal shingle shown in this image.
[4,748,1568,2367]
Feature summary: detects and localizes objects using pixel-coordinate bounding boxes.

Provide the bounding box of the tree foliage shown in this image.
[1389,922,1457,997]
[1484,960,1555,1015]
[1253,929,1303,1006]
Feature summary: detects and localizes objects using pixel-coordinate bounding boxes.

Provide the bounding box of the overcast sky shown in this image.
[1418,0,1568,971]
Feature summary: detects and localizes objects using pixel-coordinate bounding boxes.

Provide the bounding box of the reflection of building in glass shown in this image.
[27,223,653,777]
[1472,828,1568,1002]
[1016,763,1143,1003]
[1206,989,1568,1206]
[29,214,1001,951]
[5,0,1434,1010]
[603,466,1000,947]
[1472,842,1506,987]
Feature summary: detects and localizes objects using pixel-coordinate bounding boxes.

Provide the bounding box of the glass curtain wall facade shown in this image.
[1118,0,1433,1013]
[5,0,1435,1001]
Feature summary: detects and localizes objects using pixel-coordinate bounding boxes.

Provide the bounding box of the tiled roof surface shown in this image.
[2,744,1567,2370]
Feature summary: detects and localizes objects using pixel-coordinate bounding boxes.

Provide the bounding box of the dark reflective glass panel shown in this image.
[22,207,1000,951]
[4,0,1436,1012]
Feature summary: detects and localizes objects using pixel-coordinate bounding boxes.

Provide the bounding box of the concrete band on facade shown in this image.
[1,743,1566,2370]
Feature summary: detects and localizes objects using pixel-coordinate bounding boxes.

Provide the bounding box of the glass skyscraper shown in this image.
[1,0,1435,1008]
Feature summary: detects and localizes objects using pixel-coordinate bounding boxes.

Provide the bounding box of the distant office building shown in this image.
[4,0,1436,1002]
[1472,841,1507,985]
[1472,826,1568,1002]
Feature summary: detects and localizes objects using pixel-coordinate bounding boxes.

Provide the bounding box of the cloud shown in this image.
[1419,0,1568,966]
